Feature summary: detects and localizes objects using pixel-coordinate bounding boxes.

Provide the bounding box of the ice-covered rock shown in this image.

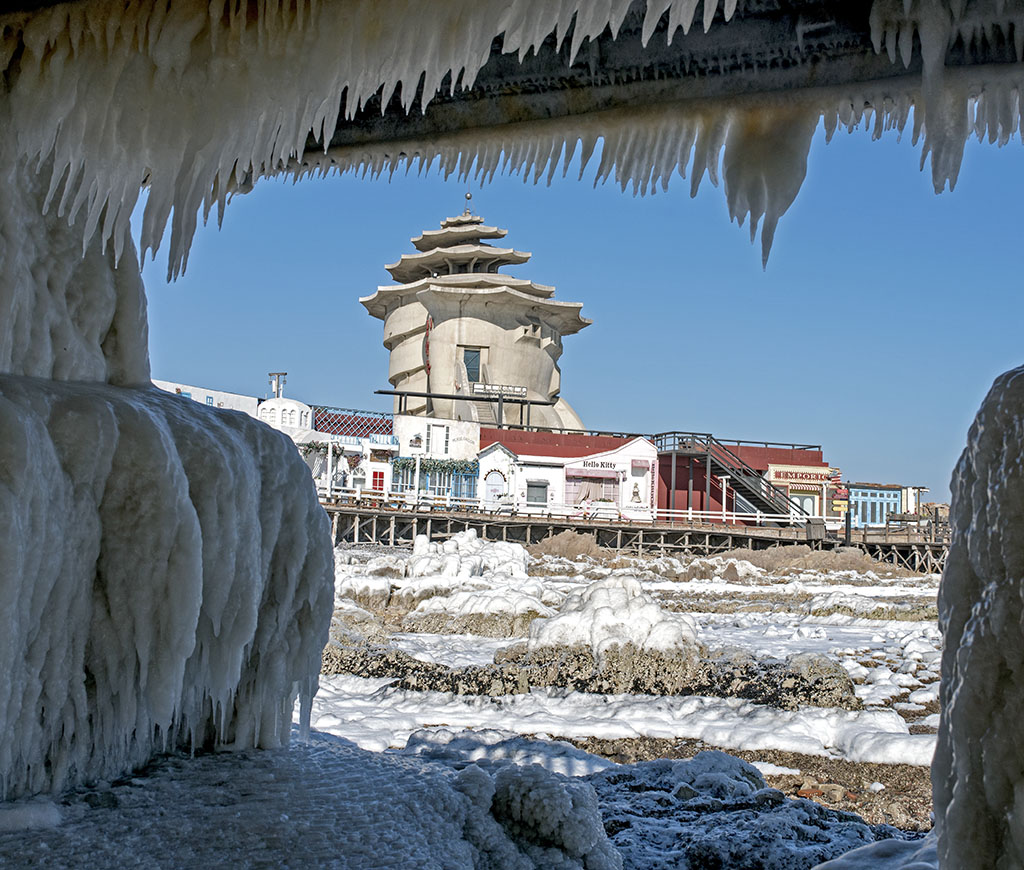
[812,832,937,869]
[588,751,910,870]
[335,570,393,611]
[0,377,333,798]
[404,579,558,638]
[407,531,529,580]
[933,365,1024,870]
[528,575,699,659]
[0,732,622,869]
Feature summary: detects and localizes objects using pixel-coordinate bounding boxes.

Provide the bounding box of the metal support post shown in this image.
[705,451,711,512]
[325,441,333,499]
[670,450,677,513]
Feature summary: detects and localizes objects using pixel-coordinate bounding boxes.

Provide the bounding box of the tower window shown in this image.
[463,348,481,383]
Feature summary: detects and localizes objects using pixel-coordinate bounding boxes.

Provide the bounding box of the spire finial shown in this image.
[463,191,472,215]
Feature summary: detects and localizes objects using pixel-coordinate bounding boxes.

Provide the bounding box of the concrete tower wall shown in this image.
[363,211,590,428]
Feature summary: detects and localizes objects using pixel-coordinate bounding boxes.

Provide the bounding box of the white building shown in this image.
[152,379,259,416]
[256,397,399,496]
[477,436,658,521]
[390,414,481,501]
[155,380,400,497]
[360,198,591,429]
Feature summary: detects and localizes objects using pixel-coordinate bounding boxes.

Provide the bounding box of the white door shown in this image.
[485,471,506,505]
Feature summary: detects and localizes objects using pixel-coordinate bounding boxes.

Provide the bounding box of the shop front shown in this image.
[766,464,834,517]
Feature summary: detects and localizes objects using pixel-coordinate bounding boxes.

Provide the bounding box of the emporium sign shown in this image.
[768,465,832,485]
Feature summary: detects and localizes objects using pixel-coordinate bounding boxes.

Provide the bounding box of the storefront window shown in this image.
[566,477,619,504]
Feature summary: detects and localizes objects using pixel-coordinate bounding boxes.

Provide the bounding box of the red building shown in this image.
[656,433,834,521]
[480,428,836,523]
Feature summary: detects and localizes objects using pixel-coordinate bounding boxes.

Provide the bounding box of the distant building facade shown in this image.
[360,200,590,429]
[152,379,259,416]
[478,428,657,521]
[391,414,480,501]
[849,482,930,527]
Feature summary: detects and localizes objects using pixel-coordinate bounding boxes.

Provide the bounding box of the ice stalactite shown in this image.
[8,0,1020,275]
[0,8,334,798]
[293,96,823,267]
[0,377,333,799]
[931,365,1024,870]
[0,140,150,384]
[0,0,739,279]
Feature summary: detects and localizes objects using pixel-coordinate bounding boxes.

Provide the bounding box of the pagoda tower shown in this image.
[360,197,591,429]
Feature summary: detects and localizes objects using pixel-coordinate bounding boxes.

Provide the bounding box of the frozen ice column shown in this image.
[0,135,333,797]
[933,365,1024,869]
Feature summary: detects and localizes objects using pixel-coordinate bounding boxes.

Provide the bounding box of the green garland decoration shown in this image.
[392,457,479,475]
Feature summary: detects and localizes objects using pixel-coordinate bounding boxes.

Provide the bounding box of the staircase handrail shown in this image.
[705,435,811,517]
[655,431,809,517]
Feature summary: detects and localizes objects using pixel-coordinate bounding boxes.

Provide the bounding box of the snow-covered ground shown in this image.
[316,533,940,867]
[325,535,942,765]
[0,532,940,869]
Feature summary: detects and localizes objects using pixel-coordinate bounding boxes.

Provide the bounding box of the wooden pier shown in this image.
[324,503,949,575]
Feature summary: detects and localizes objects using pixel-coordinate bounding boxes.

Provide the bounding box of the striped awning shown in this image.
[566,467,618,479]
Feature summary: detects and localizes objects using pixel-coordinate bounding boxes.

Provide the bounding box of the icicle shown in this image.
[2,0,1023,282]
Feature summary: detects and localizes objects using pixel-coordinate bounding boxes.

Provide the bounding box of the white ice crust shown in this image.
[931,365,1024,870]
[527,575,698,658]
[0,377,333,798]
[408,530,530,579]
[3,0,1022,274]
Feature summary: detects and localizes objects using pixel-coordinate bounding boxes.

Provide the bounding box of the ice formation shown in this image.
[527,575,699,658]
[0,146,149,384]
[2,0,1022,273]
[0,733,623,869]
[0,88,335,794]
[407,530,530,579]
[0,378,333,798]
[931,365,1024,870]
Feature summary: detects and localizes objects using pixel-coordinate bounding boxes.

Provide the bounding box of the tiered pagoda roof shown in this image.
[362,203,591,336]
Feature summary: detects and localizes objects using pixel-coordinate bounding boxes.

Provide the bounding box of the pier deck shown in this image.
[324,502,948,575]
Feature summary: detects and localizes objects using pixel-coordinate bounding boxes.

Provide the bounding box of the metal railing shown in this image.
[312,405,393,438]
[657,432,809,518]
[316,485,836,528]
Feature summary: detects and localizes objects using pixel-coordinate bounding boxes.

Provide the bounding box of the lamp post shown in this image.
[844,481,852,545]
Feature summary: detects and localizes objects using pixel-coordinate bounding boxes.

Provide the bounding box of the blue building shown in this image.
[849,483,903,527]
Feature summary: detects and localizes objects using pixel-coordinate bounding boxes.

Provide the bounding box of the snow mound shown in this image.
[403,728,615,778]
[409,531,529,579]
[0,377,333,798]
[527,576,699,659]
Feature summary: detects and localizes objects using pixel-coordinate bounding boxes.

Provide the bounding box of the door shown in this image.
[485,471,506,505]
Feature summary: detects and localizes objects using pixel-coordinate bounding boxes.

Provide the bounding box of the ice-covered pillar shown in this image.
[0,134,333,799]
[933,365,1024,869]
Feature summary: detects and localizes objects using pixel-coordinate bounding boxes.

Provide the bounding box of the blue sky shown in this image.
[142,125,1024,501]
